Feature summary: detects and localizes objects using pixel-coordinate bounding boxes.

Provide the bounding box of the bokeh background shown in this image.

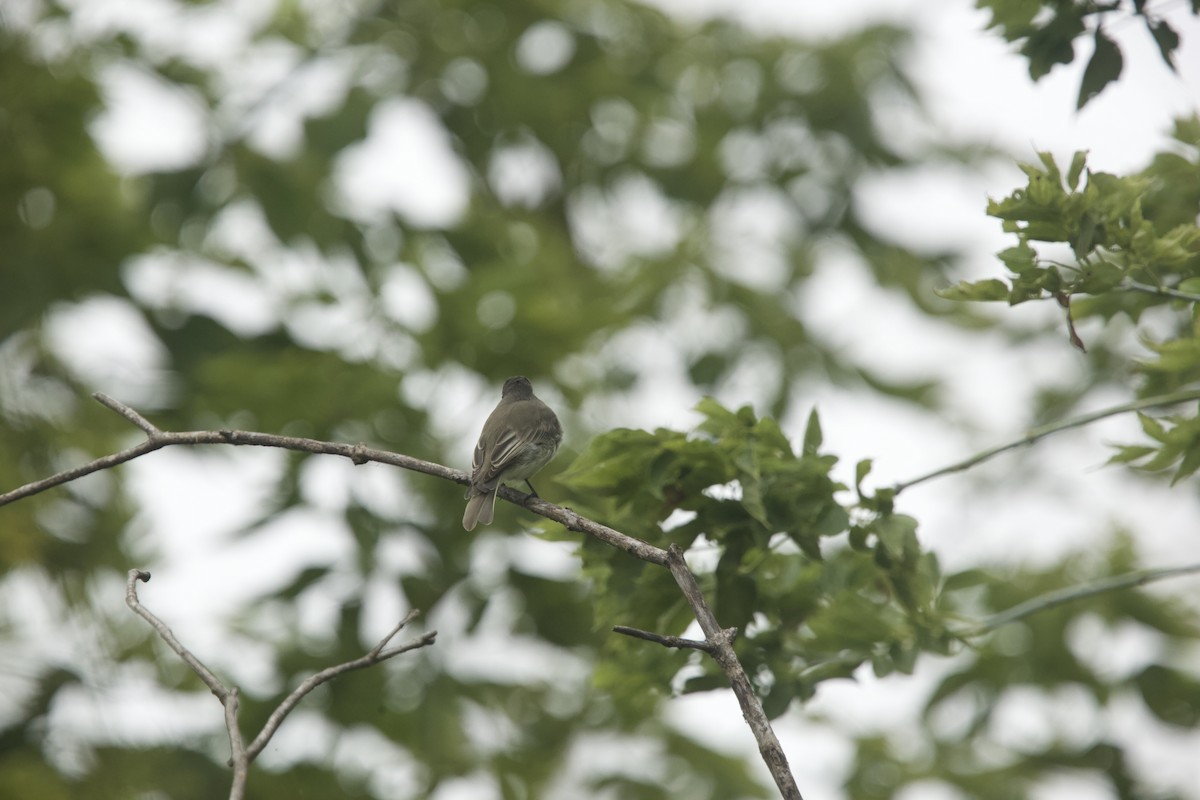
[2,0,1200,797]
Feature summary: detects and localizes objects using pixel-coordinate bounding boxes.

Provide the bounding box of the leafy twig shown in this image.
[893,387,1200,493]
[963,560,1200,636]
[1122,279,1200,304]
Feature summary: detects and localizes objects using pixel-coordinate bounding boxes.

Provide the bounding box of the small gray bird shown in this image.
[462,376,562,531]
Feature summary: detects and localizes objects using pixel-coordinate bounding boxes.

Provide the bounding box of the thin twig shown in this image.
[95,392,162,436]
[125,569,249,798]
[0,393,467,509]
[893,388,1200,494]
[1122,279,1200,304]
[245,610,436,760]
[125,569,435,799]
[612,625,719,652]
[125,570,231,698]
[0,438,166,507]
[964,561,1200,636]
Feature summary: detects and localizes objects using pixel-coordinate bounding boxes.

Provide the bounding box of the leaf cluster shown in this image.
[942,122,1200,482]
[976,0,1196,108]
[560,400,957,718]
[942,135,1200,309]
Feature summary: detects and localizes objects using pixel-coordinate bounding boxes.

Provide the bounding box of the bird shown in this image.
[462,376,562,531]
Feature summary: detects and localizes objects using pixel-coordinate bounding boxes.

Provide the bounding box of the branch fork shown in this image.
[124,569,436,800]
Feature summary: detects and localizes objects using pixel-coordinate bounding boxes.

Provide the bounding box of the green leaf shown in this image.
[1076,259,1124,293]
[891,641,918,674]
[1136,665,1200,727]
[277,566,331,600]
[1067,150,1088,190]
[695,397,743,438]
[807,591,902,649]
[1173,115,1200,146]
[941,568,991,592]
[854,459,872,498]
[937,279,1010,302]
[1138,413,1168,442]
[1148,19,1180,71]
[802,408,822,455]
[998,243,1037,274]
[1172,442,1200,485]
[874,514,919,565]
[1105,445,1155,466]
[848,525,870,551]
[1077,28,1123,110]
[558,428,663,492]
[814,503,851,538]
[1022,8,1085,80]
[761,680,796,719]
[682,672,729,695]
[1139,441,1184,473]
[977,0,1040,35]
[1036,151,1062,187]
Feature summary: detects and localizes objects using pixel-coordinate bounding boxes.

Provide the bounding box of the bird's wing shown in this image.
[478,427,527,486]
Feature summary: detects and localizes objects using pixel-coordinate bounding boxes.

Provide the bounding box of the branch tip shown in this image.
[613,625,714,652]
[371,609,422,656]
[94,393,161,436]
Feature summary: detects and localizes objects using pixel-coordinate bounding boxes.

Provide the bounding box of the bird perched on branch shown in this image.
[462,376,562,531]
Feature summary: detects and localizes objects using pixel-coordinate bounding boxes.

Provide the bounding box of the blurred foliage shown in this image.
[977,0,1198,108]
[1,0,1199,799]
[943,120,1200,483]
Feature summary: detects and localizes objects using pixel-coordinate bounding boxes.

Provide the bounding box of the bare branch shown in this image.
[0,438,166,507]
[94,392,162,436]
[612,625,721,652]
[664,545,803,800]
[0,396,468,509]
[125,569,249,799]
[125,569,435,798]
[515,494,669,566]
[21,399,793,795]
[965,560,1200,636]
[893,388,1200,494]
[369,608,422,657]
[125,570,231,699]
[224,689,249,800]
[245,610,435,761]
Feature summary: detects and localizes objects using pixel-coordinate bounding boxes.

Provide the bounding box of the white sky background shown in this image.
[9,0,1200,797]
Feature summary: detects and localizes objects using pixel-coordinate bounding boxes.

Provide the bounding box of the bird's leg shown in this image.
[524,480,539,497]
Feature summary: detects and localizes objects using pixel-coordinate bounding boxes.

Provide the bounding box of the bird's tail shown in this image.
[462,489,498,531]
